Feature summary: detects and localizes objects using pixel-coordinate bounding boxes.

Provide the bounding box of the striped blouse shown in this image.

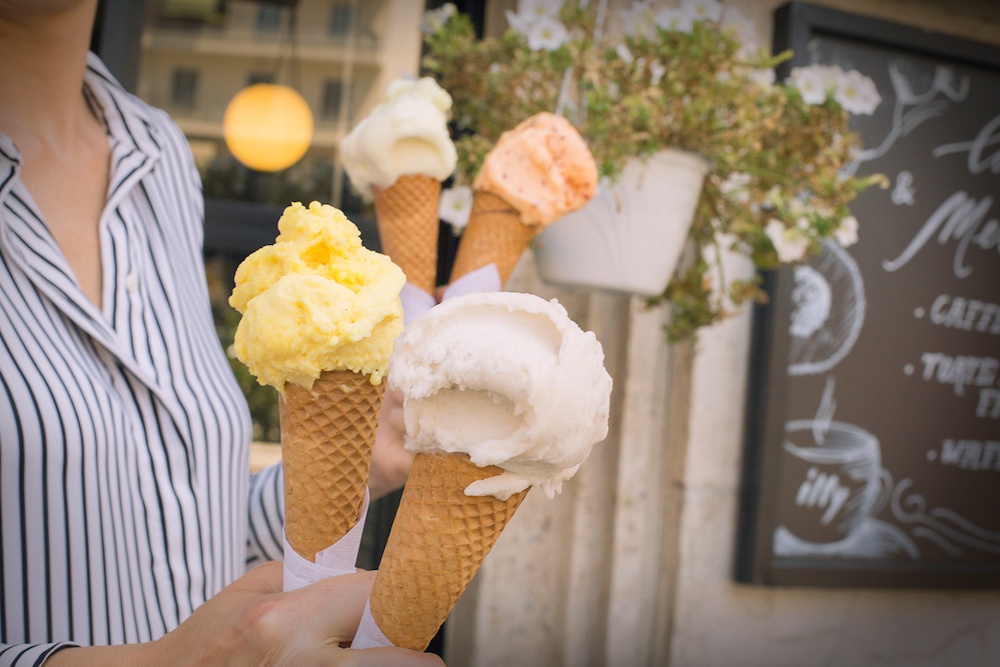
[0,54,285,666]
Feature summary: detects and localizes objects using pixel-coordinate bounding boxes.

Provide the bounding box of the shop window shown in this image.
[122,0,431,447]
[247,71,274,86]
[171,67,198,110]
[321,79,344,119]
[256,4,282,32]
[328,4,352,37]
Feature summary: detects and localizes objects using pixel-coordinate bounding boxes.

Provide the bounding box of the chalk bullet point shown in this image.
[904,364,914,375]
[914,307,925,318]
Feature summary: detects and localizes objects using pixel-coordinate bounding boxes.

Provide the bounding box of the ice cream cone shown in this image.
[367,450,529,651]
[280,369,386,562]
[372,175,442,296]
[449,190,536,286]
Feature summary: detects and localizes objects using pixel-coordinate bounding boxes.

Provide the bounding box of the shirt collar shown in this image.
[83,51,163,163]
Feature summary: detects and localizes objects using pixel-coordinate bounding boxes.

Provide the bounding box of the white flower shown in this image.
[621,1,657,38]
[720,172,752,203]
[439,186,473,232]
[834,69,881,116]
[833,215,859,247]
[818,65,845,86]
[680,0,723,23]
[721,7,757,56]
[766,219,811,263]
[649,60,666,86]
[506,9,530,35]
[615,43,634,63]
[654,7,694,33]
[518,0,563,19]
[421,3,455,34]
[526,16,570,50]
[721,7,754,41]
[787,66,829,105]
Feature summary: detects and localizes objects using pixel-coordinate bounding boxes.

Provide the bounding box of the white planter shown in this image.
[533,148,709,296]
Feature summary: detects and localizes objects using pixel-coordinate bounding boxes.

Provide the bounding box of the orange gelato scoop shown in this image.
[472,112,597,227]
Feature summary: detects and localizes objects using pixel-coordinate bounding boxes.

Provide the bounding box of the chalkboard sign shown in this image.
[737,2,1000,587]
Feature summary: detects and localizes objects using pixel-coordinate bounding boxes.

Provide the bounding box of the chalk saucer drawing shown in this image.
[774,519,918,559]
[788,240,866,376]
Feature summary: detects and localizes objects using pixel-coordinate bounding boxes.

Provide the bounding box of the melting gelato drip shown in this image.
[229,201,405,391]
[341,77,458,198]
[472,112,598,227]
[389,292,612,500]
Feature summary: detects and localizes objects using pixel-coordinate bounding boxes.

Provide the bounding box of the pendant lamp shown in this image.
[224,83,313,172]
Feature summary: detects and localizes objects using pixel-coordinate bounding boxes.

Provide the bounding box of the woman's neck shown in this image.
[0,0,99,151]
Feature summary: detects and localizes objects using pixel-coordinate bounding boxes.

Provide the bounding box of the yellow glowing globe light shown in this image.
[223,83,314,172]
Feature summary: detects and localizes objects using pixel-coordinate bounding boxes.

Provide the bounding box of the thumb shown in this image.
[290,570,377,640]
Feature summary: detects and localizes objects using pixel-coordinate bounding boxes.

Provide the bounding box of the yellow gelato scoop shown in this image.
[229,200,405,391]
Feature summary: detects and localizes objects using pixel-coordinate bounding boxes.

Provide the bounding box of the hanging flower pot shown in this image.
[532,148,709,297]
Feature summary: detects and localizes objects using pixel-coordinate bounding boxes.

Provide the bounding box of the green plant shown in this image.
[423,0,886,340]
[205,256,281,442]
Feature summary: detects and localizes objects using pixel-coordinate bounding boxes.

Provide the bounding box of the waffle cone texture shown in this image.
[280,370,386,562]
[368,451,529,651]
[449,190,536,286]
[373,175,441,295]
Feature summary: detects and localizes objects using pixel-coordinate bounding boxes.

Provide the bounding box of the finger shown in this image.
[339,647,447,666]
[383,390,405,424]
[294,570,377,640]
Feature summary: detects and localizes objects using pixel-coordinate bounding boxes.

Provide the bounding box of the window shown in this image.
[321,79,344,119]
[256,5,282,33]
[171,68,198,110]
[134,0,423,214]
[328,4,352,37]
[247,71,274,86]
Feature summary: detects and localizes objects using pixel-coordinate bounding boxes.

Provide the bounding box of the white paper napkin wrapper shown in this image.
[442,263,501,300]
[282,488,371,591]
[351,600,394,649]
[399,265,502,325]
[400,282,436,326]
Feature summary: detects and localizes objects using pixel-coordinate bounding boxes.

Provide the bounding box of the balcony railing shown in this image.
[142,26,380,62]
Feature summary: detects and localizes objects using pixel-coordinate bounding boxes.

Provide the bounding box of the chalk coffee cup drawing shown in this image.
[779,420,885,544]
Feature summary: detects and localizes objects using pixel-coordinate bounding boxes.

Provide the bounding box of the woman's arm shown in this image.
[45,564,442,666]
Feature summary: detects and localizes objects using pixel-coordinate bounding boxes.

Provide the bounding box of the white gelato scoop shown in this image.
[389,291,612,500]
[341,77,458,198]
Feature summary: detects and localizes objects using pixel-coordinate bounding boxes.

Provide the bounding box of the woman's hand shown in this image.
[369,386,414,500]
[48,563,444,666]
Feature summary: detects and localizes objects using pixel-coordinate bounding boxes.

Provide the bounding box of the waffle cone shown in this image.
[373,175,441,295]
[280,370,386,562]
[449,190,536,287]
[368,451,528,651]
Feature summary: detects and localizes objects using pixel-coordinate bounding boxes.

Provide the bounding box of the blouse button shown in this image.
[125,272,139,293]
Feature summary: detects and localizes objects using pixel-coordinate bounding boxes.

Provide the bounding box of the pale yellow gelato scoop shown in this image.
[229,201,405,391]
[341,77,458,198]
